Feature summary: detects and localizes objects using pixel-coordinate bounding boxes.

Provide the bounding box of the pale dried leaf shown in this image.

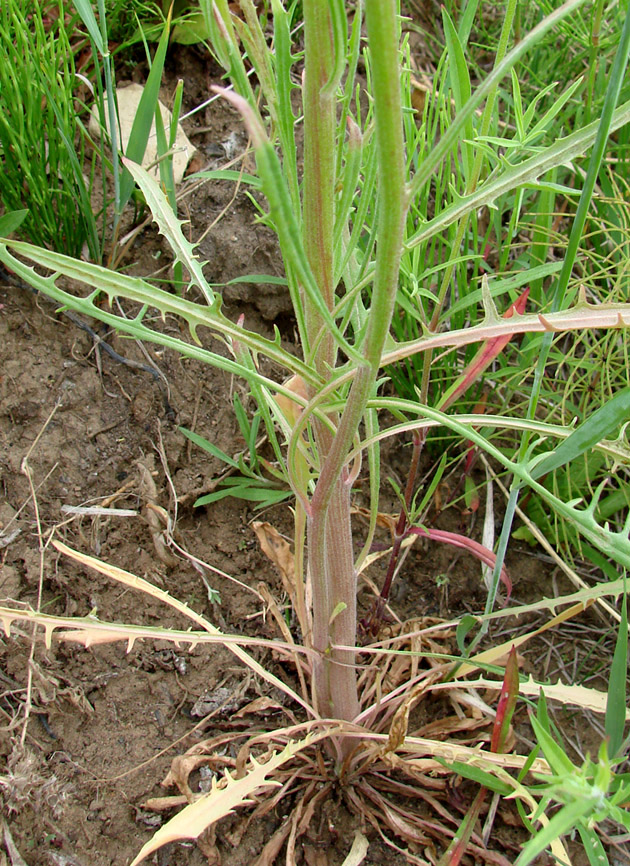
[340,830,369,866]
[432,675,627,717]
[392,735,552,775]
[89,84,194,184]
[46,541,314,715]
[275,375,309,428]
[129,739,310,866]
[1,821,28,866]
[352,506,397,539]
[457,598,598,678]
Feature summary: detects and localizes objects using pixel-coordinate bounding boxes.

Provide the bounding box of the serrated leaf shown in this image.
[129,741,308,866]
[122,158,214,304]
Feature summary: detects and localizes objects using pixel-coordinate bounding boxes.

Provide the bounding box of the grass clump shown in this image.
[0,0,99,258]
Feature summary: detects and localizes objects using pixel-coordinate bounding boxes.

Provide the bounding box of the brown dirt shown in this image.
[0,40,618,866]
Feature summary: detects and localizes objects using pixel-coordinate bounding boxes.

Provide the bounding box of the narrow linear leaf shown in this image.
[179,427,239,469]
[606,590,628,758]
[119,15,172,209]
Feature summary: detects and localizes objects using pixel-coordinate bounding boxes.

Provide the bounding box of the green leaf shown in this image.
[179,427,239,469]
[530,713,576,777]
[227,274,288,286]
[606,589,628,759]
[119,15,172,210]
[456,614,477,654]
[123,158,215,305]
[577,825,609,866]
[0,209,28,236]
[434,759,512,795]
[516,801,593,866]
[195,484,291,508]
[72,0,105,53]
[442,5,473,180]
[186,169,262,188]
[532,388,630,480]
[172,10,210,44]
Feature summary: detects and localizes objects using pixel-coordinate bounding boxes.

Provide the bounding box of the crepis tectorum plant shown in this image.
[2,0,630,861]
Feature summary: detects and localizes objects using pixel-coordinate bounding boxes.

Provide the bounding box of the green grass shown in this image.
[387,0,630,570]
[0,0,100,258]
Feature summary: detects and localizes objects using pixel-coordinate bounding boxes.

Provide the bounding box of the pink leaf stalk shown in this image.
[408,526,512,599]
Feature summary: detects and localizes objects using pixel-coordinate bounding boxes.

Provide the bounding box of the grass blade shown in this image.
[119,13,172,210]
[606,590,628,759]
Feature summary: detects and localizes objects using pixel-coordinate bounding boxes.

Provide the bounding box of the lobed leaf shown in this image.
[129,739,311,865]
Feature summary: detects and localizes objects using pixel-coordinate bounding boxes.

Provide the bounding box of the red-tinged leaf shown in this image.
[438,648,519,866]
[490,645,520,753]
[408,526,511,598]
[438,289,530,411]
[464,475,480,512]
[438,787,487,866]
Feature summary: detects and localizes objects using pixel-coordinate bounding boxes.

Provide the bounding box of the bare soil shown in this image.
[0,41,616,866]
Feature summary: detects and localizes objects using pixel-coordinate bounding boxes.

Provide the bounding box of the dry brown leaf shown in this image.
[376,799,428,846]
[233,696,286,719]
[197,825,220,865]
[252,817,293,866]
[167,752,239,801]
[384,679,438,754]
[303,844,328,866]
[413,714,488,740]
[352,506,397,539]
[1,821,28,866]
[252,522,296,604]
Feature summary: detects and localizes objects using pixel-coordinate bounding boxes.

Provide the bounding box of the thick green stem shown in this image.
[302,0,336,373]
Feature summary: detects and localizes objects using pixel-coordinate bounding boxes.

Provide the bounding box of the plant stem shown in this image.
[307,0,407,728]
[302,0,336,373]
